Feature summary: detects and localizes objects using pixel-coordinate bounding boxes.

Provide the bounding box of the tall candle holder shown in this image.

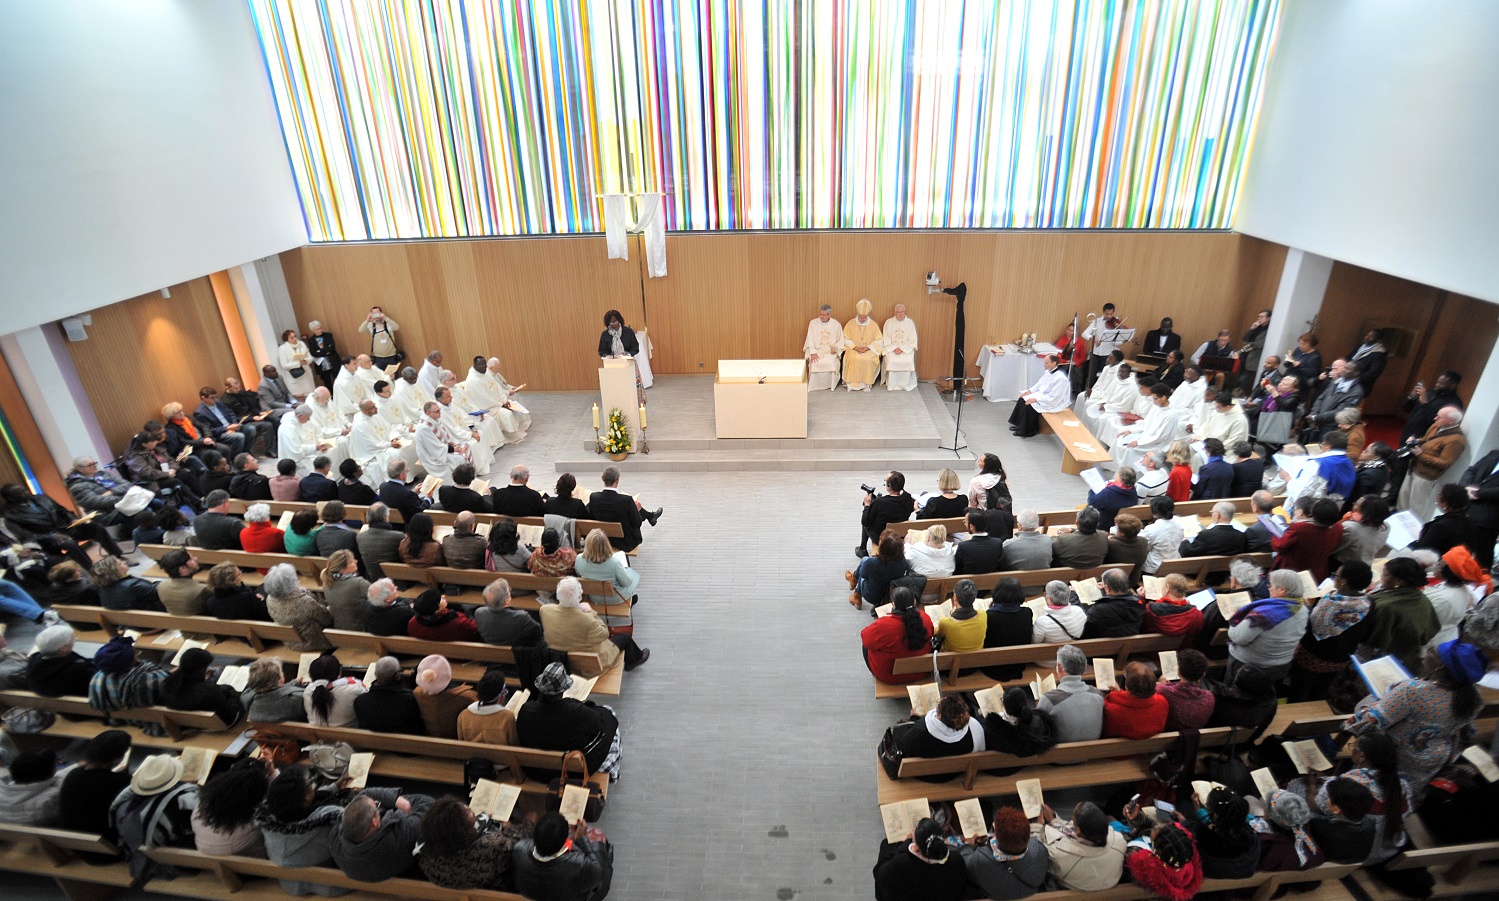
[594,427,604,454]
[638,422,650,454]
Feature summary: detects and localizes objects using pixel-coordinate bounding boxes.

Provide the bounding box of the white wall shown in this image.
[0,0,306,329]
[1235,0,1499,304]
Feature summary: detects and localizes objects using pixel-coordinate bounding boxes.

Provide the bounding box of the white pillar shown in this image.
[0,326,113,472]
[1456,313,1499,474]
[1263,248,1333,365]
[230,255,299,377]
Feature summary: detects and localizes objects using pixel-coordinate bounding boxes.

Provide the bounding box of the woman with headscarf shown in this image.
[1226,569,1309,682]
[1425,545,1487,651]
[1344,640,1485,803]
[1118,800,1203,901]
[872,816,967,901]
[597,309,646,405]
[1289,561,1378,702]
[860,587,934,685]
[160,646,243,727]
[87,636,168,734]
[1255,789,1326,871]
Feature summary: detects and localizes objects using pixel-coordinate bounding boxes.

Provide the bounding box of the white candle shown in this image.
[638,404,647,429]
[592,403,600,430]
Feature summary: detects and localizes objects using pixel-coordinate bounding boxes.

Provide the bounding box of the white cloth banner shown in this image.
[600,193,668,278]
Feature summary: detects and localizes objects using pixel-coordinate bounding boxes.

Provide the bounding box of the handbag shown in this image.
[288,366,307,378]
[878,720,919,780]
[1,706,56,734]
[546,750,606,821]
[1200,729,1255,798]
[306,741,353,780]
[115,485,155,516]
[246,728,300,766]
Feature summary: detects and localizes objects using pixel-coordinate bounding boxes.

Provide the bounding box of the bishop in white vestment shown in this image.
[435,385,494,477]
[277,405,328,474]
[803,305,843,391]
[881,305,918,391]
[485,357,531,441]
[415,402,469,482]
[306,388,348,440]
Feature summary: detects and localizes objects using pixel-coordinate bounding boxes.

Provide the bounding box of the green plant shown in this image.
[602,407,632,454]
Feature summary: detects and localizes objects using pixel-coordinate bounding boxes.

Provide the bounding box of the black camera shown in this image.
[861,484,877,494]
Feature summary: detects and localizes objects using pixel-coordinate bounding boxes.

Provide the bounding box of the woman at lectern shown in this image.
[598,309,646,405]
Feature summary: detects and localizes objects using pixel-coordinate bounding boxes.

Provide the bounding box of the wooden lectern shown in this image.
[598,358,640,439]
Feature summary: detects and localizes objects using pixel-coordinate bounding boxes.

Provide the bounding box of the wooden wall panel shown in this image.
[282,239,644,390]
[0,351,66,498]
[64,277,239,455]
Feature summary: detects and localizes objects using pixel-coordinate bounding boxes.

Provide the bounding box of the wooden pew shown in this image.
[1036,495,1287,529]
[50,604,363,668]
[886,517,967,538]
[925,564,1115,600]
[226,497,402,524]
[1039,410,1112,475]
[137,543,326,590]
[222,498,630,544]
[879,632,1184,698]
[381,562,632,617]
[146,847,529,900]
[1353,841,1499,899]
[0,822,123,865]
[1154,552,1272,581]
[244,720,611,794]
[0,689,234,743]
[323,629,623,696]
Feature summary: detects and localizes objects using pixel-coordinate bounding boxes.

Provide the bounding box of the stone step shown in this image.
[553,446,975,473]
[576,435,938,452]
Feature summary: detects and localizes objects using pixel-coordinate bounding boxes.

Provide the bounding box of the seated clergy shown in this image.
[1009,354,1071,438]
[803,305,843,391]
[416,402,471,483]
[348,400,403,486]
[840,299,883,392]
[434,383,494,478]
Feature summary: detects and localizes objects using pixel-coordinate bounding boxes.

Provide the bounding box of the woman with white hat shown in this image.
[109,753,200,881]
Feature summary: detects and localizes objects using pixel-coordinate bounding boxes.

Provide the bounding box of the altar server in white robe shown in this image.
[415,401,469,482]
[306,388,348,440]
[803,305,843,391]
[1079,357,1132,434]
[355,354,385,389]
[881,305,919,391]
[436,383,496,476]
[417,351,445,397]
[1095,370,1150,447]
[1114,384,1182,470]
[1170,368,1207,427]
[277,405,326,475]
[332,357,370,418]
[1008,354,1071,437]
[1199,393,1249,452]
[349,400,404,486]
[484,357,531,441]
[394,368,435,423]
[371,381,410,433]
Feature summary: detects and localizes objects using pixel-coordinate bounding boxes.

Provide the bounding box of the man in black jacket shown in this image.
[1142,317,1182,358]
[1229,441,1266,498]
[299,456,338,503]
[857,470,915,557]
[1242,491,1280,552]
[221,376,278,455]
[193,491,245,550]
[356,506,406,581]
[1459,449,1499,567]
[587,466,661,552]
[1347,329,1388,395]
[363,580,414,635]
[491,464,545,516]
[1082,568,1145,638]
[192,387,253,457]
[437,463,492,513]
[1,482,126,557]
[378,459,430,527]
[353,656,425,734]
[314,501,361,563]
[1180,501,1249,558]
[954,508,1005,575]
[227,454,272,501]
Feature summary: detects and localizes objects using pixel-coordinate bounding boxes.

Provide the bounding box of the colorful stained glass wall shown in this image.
[248,0,1282,240]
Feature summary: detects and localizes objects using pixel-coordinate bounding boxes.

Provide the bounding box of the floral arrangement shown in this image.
[602,407,633,455]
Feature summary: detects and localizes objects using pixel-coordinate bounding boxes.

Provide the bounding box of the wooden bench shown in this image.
[926,564,1115,600]
[222,499,631,547]
[381,562,632,617]
[0,689,233,742]
[1035,495,1286,529]
[1352,840,1499,899]
[1155,551,1272,581]
[878,633,1185,699]
[244,720,611,794]
[323,629,623,695]
[137,543,326,591]
[1039,410,1112,475]
[227,497,403,524]
[149,847,530,899]
[886,517,967,538]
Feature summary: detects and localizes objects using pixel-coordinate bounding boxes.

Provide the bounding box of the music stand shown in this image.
[938,376,982,454]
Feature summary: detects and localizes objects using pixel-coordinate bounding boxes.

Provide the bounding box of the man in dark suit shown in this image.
[438,463,492,514]
[1242,491,1280,553]
[257,364,298,410]
[1460,449,1499,568]
[857,471,915,557]
[587,466,661,552]
[1142,318,1182,358]
[193,491,245,550]
[379,459,430,527]
[222,376,278,455]
[192,387,252,456]
[299,456,338,503]
[491,464,544,517]
[1302,360,1365,443]
[1179,501,1249,557]
[1229,442,1266,498]
[356,503,406,581]
[227,454,272,501]
[954,508,1005,575]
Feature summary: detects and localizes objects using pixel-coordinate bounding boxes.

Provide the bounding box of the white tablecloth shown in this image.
[977,346,1047,402]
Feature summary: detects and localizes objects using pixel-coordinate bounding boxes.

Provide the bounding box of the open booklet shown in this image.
[345,752,375,790]
[1157,651,1179,682]
[907,683,942,716]
[1079,467,1107,494]
[1385,510,1422,550]
[1015,778,1045,819]
[1284,740,1334,775]
[470,778,523,822]
[1352,654,1412,700]
[1070,578,1102,604]
[954,798,988,839]
[178,747,217,785]
[879,798,931,844]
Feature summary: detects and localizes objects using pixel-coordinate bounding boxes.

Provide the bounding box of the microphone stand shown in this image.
[939,349,976,454]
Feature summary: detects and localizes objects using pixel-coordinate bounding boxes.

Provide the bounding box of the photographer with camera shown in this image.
[855,471,914,559]
[358,306,403,370]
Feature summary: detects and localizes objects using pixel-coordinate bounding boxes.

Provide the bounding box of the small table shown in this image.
[977,345,1047,402]
[713,360,808,438]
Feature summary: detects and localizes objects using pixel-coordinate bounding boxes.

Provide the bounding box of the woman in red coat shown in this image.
[1272,497,1345,581]
[1143,574,1204,649]
[860,588,934,684]
[1165,441,1193,502]
[1103,661,1170,738]
[238,502,286,554]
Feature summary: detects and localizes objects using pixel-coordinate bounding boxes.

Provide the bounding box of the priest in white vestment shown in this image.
[435,384,495,477]
[277,405,327,475]
[417,351,445,397]
[332,358,370,418]
[415,401,469,482]
[1008,354,1071,437]
[484,357,531,441]
[841,299,883,391]
[1078,359,1132,434]
[306,388,348,439]
[349,400,403,486]
[440,369,506,453]
[355,354,386,389]
[1114,385,1182,470]
[1200,394,1250,454]
[881,305,918,391]
[803,305,843,392]
[394,369,435,423]
[1170,369,1207,418]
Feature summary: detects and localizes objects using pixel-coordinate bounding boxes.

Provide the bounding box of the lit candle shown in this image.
[592,403,599,430]
[638,404,647,429]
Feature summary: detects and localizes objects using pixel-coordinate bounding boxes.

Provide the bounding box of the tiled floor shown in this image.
[6,380,1095,901]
